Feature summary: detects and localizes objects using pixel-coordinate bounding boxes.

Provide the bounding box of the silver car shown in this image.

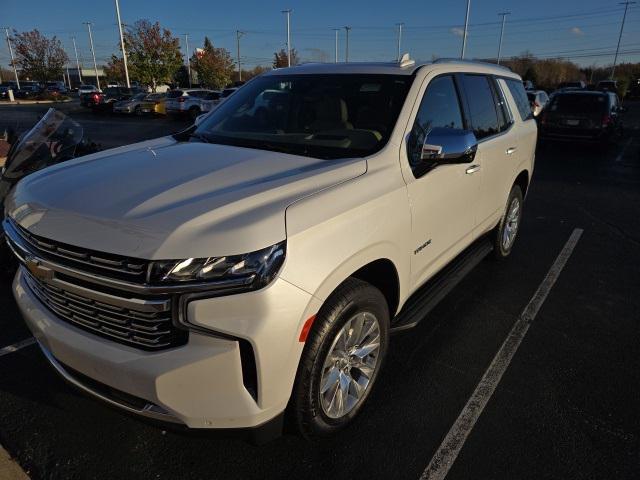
[165,89,221,119]
[112,93,154,115]
[527,90,549,117]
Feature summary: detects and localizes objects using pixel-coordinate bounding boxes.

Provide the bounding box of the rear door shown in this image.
[457,74,518,235]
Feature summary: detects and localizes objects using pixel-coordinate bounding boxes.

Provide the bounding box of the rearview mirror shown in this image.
[421,127,478,164]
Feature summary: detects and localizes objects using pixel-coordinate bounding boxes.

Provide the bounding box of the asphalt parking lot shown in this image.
[0,101,639,479]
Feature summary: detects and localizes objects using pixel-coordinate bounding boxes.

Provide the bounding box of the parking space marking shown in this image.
[420,228,584,480]
[615,138,633,163]
[0,337,36,358]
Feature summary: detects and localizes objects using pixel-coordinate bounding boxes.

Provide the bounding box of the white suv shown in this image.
[165,89,221,119]
[5,58,536,440]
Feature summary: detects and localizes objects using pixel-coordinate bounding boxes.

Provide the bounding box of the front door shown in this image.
[404,74,480,289]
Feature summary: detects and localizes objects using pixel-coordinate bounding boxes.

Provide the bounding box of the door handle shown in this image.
[506,147,517,155]
[465,164,481,174]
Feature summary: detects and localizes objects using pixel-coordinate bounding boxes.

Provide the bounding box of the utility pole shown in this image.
[611,1,635,79]
[396,22,404,61]
[497,11,510,65]
[84,22,100,90]
[461,0,471,59]
[333,28,339,62]
[282,9,292,67]
[344,26,351,63]
[71,36,82,85]
[4,28,20,89]
[114,0,130,88]
[183,33,192,87]
[236,30,245,81]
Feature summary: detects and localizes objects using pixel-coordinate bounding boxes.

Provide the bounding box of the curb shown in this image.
[0,99,73,106]
[0,445,29,479]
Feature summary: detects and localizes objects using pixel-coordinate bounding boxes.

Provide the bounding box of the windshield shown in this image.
[2,109,83,181]
[193,74,413,159]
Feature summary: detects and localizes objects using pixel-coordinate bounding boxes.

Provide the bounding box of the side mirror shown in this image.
[421,127,478,165]
[194,113,207,126]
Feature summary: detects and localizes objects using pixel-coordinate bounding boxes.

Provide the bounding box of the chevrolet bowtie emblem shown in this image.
[25,255,54,282]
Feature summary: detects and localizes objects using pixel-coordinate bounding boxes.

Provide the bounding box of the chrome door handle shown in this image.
[506,147,517,155]
[465,164,481,174]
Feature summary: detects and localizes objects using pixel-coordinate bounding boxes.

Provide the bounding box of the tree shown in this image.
[11,29,68,83]
[234,65,270,83]
[123,20,183,92]
[192,37,235,89]
[104,55,126,84]
[273,48,299,68]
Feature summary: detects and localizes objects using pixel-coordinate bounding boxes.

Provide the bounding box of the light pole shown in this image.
[84,22,100,89]
[345,26,351,63]
[396,22,404,61]
[497,11,510,65]
[4,28,20,89]
[333,28,339,63]
[611,1,635,79]
[282,9,292,67]
[114,0,130,88]
[461,0,471,59]
[71,36,82,85]
[183,33,192,87]
[236,30,245,81]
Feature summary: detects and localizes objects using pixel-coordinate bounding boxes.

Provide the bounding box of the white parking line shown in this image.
[420,228,584,480]
[0,337,36,358]
[615,138,633,163]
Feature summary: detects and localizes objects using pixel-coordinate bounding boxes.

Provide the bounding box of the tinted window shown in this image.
[167,90,184,98]
[506,79,533,121]
[549,94,607,114]
[492,80,512,132]
[195,74,413,160]
[407,75,464,172]
[462,75,500,139]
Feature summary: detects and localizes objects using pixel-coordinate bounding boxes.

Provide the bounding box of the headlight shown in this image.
[148,241,285,290]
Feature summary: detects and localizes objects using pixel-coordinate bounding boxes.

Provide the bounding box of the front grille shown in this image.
[11,219,148,282]
[24,272,187,351]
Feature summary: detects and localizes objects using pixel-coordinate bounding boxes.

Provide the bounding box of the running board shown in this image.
[390,237,493,332]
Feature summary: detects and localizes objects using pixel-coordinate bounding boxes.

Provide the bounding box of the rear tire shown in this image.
[290,278,389,438]
[492,185,524,259]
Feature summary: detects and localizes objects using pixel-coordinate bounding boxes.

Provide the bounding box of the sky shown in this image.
[2,0,640,70]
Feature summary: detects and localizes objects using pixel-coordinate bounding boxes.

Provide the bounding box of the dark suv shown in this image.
[539,91,623,145]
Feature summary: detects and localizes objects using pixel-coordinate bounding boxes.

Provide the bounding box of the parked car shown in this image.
[0,83,17,99]
[14,85,42,98]
[82,86,145,112]
[4,59,536,440]
[556,80,586,91]
[112,92,155,115]
[165,89,221,119]
[539,90,624,145]
[78,84,100,98]
[140,92,168,115]
[523,80,535,90]
[596,80,618,94]
[527,90,549,117]
[46,81,67,94]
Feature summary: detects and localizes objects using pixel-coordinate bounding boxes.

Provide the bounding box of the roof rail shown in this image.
[432,58,512,72]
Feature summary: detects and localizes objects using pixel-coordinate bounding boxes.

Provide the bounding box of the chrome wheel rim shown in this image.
[319,312,381,419]
[502,197,521,250]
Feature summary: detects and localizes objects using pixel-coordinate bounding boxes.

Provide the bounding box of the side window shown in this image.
[407,75,464,176]
[462,75,500,139]
[505,79,534,121]
[491,79,513,132]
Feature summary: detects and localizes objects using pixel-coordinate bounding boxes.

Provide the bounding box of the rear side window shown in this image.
[492,80,513,132]
[505,79,533,121]
[462,75,500,139]
[408,75,464,174]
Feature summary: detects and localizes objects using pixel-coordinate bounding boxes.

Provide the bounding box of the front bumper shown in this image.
[13,267,319,429]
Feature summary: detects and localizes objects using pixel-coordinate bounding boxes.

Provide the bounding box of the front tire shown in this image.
[290,278,389,438]
[493,184,524,259]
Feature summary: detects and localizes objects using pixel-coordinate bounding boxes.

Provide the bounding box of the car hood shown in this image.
[7,137,366,259]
